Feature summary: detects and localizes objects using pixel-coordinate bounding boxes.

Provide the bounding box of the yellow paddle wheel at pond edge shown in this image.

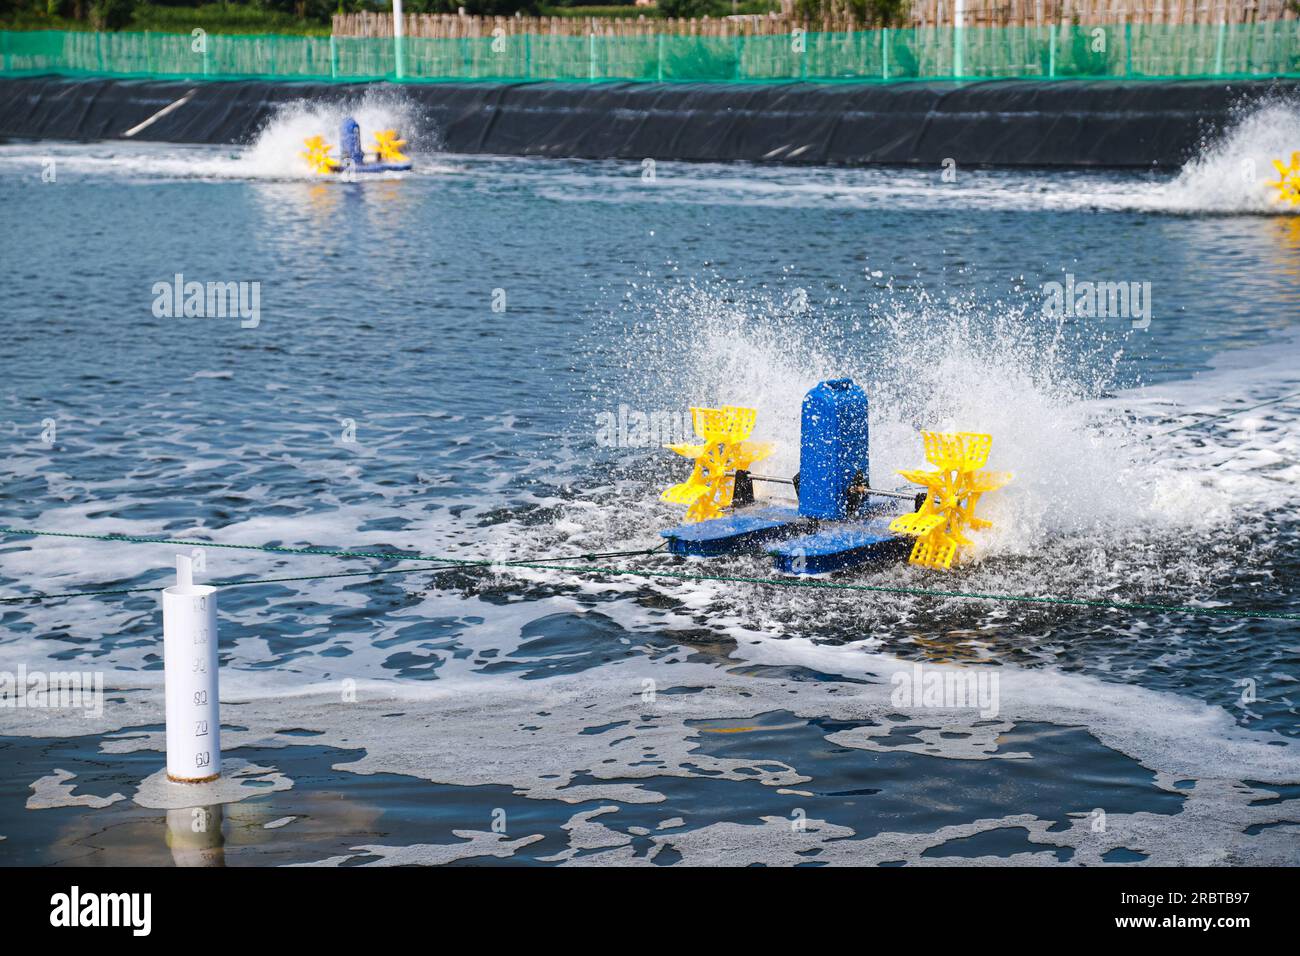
[1269,152,1300,207]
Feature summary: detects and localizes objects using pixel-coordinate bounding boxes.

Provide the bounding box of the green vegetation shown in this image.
[538,4,654,16]
[792,0,904,24]
[1,0,349,34]
[540,1,781,16]
[133,2,335,34]
[398,0,536,13]
[654,0,709,16]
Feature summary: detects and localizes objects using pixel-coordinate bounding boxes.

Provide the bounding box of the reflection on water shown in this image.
[166,805,225,867]
[1275,214,1300,257]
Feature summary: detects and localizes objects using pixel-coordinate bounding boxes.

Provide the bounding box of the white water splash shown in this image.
[597,275,1300,596]
[237,90,431,179]
[0,89,440,181]
[1154,99,1300,213]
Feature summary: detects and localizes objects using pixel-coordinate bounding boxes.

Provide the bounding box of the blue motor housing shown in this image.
[798,378,869,520]
[340,117,365,165]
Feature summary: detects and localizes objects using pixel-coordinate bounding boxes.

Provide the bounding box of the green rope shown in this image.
[0,527,1295,622]
[494,561,1300,622]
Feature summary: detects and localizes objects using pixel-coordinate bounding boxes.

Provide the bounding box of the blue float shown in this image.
[660,506,801,557]
[768,519,909,575]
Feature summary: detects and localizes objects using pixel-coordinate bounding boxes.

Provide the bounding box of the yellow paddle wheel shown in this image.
[300,135,338,175]
[373,129,410,164]
[661,406,774,523]
[1269,152,1300,207]
[889,431,1012,570]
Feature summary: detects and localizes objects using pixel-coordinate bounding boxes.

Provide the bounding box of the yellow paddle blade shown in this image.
[909,533,959,571]
[300,135,337,175]
[691,406,758,443]
[889,511,946,537]
[660,406,773,523]
[1268,151,1300,207]
[373,129,409,164]
[661,482,710,505]
[892,431,1012,570]
[966,470,1013,494]
[897,467,943,488]
[736,440,775,466]
[665,441,707,458]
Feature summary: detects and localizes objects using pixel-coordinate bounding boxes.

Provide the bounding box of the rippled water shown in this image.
[0,97,1298,865]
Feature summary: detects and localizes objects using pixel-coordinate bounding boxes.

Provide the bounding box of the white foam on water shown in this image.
[529,99,1300,216]
[726,632,1300,784]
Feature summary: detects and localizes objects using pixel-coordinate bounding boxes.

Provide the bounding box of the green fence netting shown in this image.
[2,23,1298,84]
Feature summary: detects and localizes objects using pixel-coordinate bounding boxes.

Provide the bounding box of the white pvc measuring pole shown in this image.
[163,555,221,782]
[393,0,405,80]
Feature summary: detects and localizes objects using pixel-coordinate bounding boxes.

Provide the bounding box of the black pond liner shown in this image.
[2,73,1298,168]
